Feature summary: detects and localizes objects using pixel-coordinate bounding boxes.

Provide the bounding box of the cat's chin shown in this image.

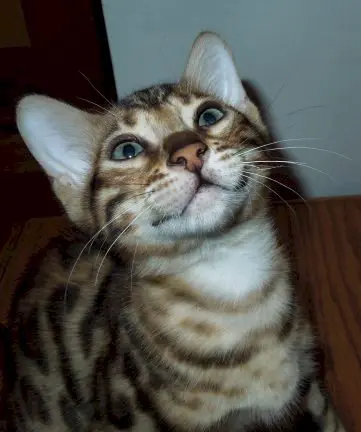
[154,185,246,238]
[182,183,228,216]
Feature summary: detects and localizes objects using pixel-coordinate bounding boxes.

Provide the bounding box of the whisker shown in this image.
[79,71,115,107]
[287,104,326,116]
[64,215,130,309]
[89,191,153,252]
[265,64,301,111]
[242,160,335,180]
[266,80,288,111]
[257,164,292,171]
[95,206,151,284]
[245,180,253,214]
[64,192,152,309]
[250,171,311,213]
[130,241,139,294]
[63,227,118,311]
[94,207,136,261]
[94,192,153,262]
[77,97,118,119]
[263,146,351,160]
[236,137,321,158]
[244,175,265,213]
[242,173,297,219]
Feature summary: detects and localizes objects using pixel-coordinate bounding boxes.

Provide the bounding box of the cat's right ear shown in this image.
[16,95,98,189]
[16,95,100,223]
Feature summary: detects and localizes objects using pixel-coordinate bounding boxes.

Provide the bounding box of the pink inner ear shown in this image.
[16,95,95,186]
[183,33,247,110]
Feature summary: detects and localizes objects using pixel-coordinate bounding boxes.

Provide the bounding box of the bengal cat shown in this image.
[6,32,346,431]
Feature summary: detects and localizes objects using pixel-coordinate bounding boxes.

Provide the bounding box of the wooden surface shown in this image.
[0,197,360,430]
[273,197,361,431]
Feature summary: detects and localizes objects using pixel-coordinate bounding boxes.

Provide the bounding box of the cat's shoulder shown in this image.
[8,225,116,320]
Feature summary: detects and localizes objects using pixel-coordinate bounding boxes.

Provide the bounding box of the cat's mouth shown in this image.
[151,173,250,228]
[195,177,214,192]
[180,177,216,211]
[195,173,250,195]
[151,178,216,227]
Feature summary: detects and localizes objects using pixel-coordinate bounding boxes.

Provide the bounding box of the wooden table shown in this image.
[0,197,360,430]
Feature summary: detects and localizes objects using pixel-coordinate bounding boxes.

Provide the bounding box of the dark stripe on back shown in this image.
[19,375,50,424]
[92,354,108,420]
[103,337,135,430]
[57,231,90,267]
[79,274,110,358]
[47,284,83,404]
[108,394,134,430]
[17,307,49,375]
[107,327,172,432]
[121,352,173,432]
[8,400,28,431]
[123,349,141,381]
[59,393,84,431]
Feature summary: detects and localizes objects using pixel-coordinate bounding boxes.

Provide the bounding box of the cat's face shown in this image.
[94,85,267,243]
[16,33,270,250]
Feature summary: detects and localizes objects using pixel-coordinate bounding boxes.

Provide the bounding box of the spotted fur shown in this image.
[6,32,346,431]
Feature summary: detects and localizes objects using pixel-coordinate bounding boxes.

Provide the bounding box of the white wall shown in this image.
[102,0,361,198]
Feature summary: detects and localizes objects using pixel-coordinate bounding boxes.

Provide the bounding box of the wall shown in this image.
[101,0,361,198]
[0,0,29,49]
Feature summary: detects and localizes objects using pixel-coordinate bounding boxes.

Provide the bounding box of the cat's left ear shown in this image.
[182,32,247,110]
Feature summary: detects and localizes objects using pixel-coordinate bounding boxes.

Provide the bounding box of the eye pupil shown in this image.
[198,107,224,127]
[203,112,217,125]
[123,144,136,159]
[111,140,144,161]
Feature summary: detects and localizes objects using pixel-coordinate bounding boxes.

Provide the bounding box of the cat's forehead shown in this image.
[118,83,194,110]
[110,84,207,142]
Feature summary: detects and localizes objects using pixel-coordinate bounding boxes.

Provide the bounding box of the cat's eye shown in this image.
[197,107,225,127]
[111,141,144,161]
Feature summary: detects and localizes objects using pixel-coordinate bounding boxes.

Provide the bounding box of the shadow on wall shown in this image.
[243,80,304,203]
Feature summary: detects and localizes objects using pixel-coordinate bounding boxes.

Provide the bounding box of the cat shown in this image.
[6,32,346,431]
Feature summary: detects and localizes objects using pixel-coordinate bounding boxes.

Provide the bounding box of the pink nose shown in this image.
[169,142,207,173]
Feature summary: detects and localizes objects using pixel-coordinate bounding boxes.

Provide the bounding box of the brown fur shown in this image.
[6,35,346,432]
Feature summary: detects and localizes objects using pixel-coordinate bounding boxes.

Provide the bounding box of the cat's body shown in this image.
[6,33,345,431]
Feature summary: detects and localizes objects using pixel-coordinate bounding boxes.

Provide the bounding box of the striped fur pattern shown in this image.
[6,33,346,431]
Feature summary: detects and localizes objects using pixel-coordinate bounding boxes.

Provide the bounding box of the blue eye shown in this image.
[111,141,144,161]
[198,107,224,127]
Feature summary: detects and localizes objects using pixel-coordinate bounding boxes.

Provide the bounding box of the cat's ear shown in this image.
[16,95,98,189]
[16,95,101,224]
[182,32,247,110]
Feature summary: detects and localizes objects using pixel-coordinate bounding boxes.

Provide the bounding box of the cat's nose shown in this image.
[169,142,207,173]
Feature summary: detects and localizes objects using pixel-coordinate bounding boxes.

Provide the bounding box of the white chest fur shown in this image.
[182,216,278,302]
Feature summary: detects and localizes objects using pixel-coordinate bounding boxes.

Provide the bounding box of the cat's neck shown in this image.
[139,212,280,303]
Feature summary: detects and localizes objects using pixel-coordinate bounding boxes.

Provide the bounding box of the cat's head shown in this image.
[16,33,270,251]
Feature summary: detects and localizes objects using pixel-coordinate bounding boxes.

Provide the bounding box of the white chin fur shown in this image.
[156,186,247,238]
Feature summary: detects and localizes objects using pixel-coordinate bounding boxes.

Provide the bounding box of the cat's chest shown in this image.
[182,237,274,302]
[151,237,281,353]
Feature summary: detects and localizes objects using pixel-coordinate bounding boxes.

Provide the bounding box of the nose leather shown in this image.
[169,142,206,172]
[166,131,207,173]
